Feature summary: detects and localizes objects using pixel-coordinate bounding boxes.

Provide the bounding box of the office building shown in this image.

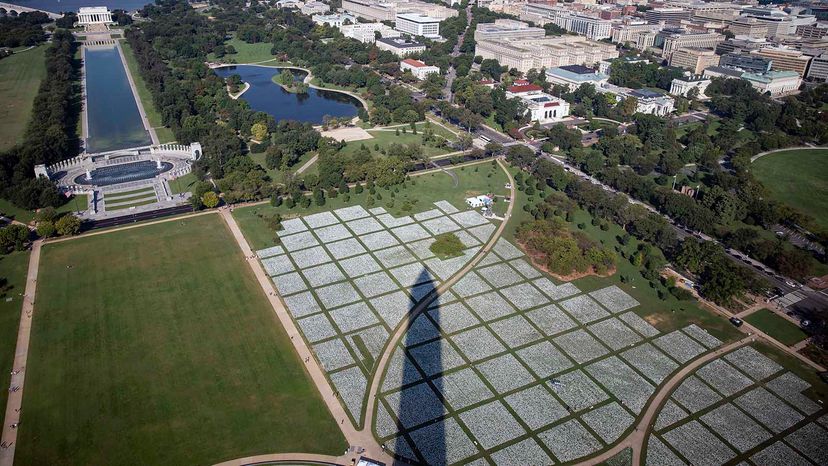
[726,17,769,39]
[611,22,663,50]
[395,13,440,38]
[474,19,546,41]
[669,47,720,74]
[341,0,457,22]
[646,8,690,26]
[719,53,772,73]
[341,23,401,43]
[670,75,711,98]
[741,70,801,95]
[806,53,828,81]
[659,31,725,57]
[519,4,613,40]
[375,37,426,56]
[400,58,441,79]
[715,37,768,55]
[751,47,812,76]
[475,36,619,73]
[797,24,828,40]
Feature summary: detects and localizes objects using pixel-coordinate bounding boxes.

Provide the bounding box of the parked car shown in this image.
[730,317,743,327]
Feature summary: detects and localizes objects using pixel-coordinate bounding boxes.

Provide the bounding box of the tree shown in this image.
[36,221,56,238]
[251,122,269,141]
[55,215,81,236]
[202,191,220,208]
[0,225,29,252]
[313,187,325,206]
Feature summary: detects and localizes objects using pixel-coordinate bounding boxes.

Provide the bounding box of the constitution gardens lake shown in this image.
[84,44,152,153]
[214,65,362,124]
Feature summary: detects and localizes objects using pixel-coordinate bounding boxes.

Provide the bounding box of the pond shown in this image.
[84,45,151,153]
[213,65,361,124]
[74,160,172,186]
[8,1,152,13]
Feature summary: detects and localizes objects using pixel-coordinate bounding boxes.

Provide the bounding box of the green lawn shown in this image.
[17,214,345,466]
[233,160,509,251]
[0,250,30,416]
[339,122,457,158]
[208,37,278,64]
[169,172,198,195]
[0,195,88,224]
[120,41,175,143]
[752,149,828,230]
[249,150,316,181]
[0,45,47,150]
[745,308,807,346]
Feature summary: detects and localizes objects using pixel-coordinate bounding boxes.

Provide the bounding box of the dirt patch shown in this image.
[516,239,616,282]
[321,126,373,142]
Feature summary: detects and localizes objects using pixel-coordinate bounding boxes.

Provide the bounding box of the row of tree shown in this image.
[0,29,78,210]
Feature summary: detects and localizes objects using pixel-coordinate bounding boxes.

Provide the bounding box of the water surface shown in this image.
[214,65,361,124]
[84,45,151,153]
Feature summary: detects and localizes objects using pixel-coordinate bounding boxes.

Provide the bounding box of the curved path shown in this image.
[359,158,516,443]
[750,145,826,163]
[581,336,753,465]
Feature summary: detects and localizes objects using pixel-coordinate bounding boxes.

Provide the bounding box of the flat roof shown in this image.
[376,37,424,48]
[395,13,440,23]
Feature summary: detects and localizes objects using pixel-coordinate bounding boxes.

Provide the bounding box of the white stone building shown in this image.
[77,7,113,26]
[395,13,440,38]
[312,13,356,27]
[474,19,546,42]
[742,70,802,96]
[300,1,330,15]
[342,23,401,43]
[400,58,441,80]
[505,81,571,123]
[475,36,619,74]
[376,37,426,56]
[670,75,711,98]
[598,84,675,116]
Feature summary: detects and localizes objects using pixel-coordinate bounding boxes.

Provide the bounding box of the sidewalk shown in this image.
[0,241,42,466]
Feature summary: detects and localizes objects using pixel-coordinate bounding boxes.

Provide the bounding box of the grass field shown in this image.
[169,172,199,195]
[120,41,175,144]
[17,214,345,465]
[208,37,278,64]
[0,45,46,150]
[752,149,828,230]
[0,196,89,224]
[745,308,807,346]
[233,160,509,250]
[0,250,29,416]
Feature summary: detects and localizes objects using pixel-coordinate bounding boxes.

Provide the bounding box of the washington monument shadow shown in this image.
[393,268,446,465]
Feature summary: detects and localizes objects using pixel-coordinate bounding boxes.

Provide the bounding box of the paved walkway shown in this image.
[0,241,42,466]
[218,209,393,465]
[584,337,752,465]
[750,145,827,163]
[294,154,319,175]
[360,159,516,442]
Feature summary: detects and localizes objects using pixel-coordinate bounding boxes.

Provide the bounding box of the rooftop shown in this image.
[507,83,544,93]
[395,13,440,23]
[401,58,428,68]
[376,37,425,48]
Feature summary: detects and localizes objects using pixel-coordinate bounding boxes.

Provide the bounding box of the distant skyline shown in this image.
[4,0,152,13]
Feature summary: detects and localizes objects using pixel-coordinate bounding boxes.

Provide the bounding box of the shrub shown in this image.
[429,233,465,258]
